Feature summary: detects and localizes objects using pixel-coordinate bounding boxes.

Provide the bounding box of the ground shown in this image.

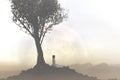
[1,64,99,80]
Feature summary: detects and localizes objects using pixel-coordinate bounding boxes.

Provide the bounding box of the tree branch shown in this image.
[40,31,46,45]
[13,12,35,38]
[40,22,58,45]
[39,19,45,44]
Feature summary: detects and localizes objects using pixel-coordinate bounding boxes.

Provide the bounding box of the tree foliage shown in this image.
[11,0,67,44]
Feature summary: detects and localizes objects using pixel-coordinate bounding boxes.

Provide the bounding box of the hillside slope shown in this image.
[1,64,98,80]
[71,63,120,80]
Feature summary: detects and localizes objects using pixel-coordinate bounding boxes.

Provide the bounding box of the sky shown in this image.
[1,0,120,71]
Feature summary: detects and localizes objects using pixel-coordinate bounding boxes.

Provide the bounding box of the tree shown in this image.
[10,0,67,67]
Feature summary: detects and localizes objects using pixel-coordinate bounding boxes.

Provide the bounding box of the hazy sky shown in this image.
[1,0,120,70]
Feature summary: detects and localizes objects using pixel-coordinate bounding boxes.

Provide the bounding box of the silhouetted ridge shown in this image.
[0,64,98,80]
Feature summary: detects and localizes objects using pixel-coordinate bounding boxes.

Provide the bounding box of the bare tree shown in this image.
[10,0,67,67]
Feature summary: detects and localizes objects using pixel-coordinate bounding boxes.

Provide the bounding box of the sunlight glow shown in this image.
[1,0,120,68]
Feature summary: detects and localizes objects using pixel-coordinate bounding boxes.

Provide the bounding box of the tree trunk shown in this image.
[34,37,46,67]
[32,20,46,67]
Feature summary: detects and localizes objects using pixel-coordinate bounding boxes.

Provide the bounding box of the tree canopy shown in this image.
[11,0,67,44]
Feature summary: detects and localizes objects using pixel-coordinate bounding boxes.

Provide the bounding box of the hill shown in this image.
[0,64,98,80]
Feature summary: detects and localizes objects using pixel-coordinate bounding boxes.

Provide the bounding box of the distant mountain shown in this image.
[70,63,120,80]
[0,64,98,80]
